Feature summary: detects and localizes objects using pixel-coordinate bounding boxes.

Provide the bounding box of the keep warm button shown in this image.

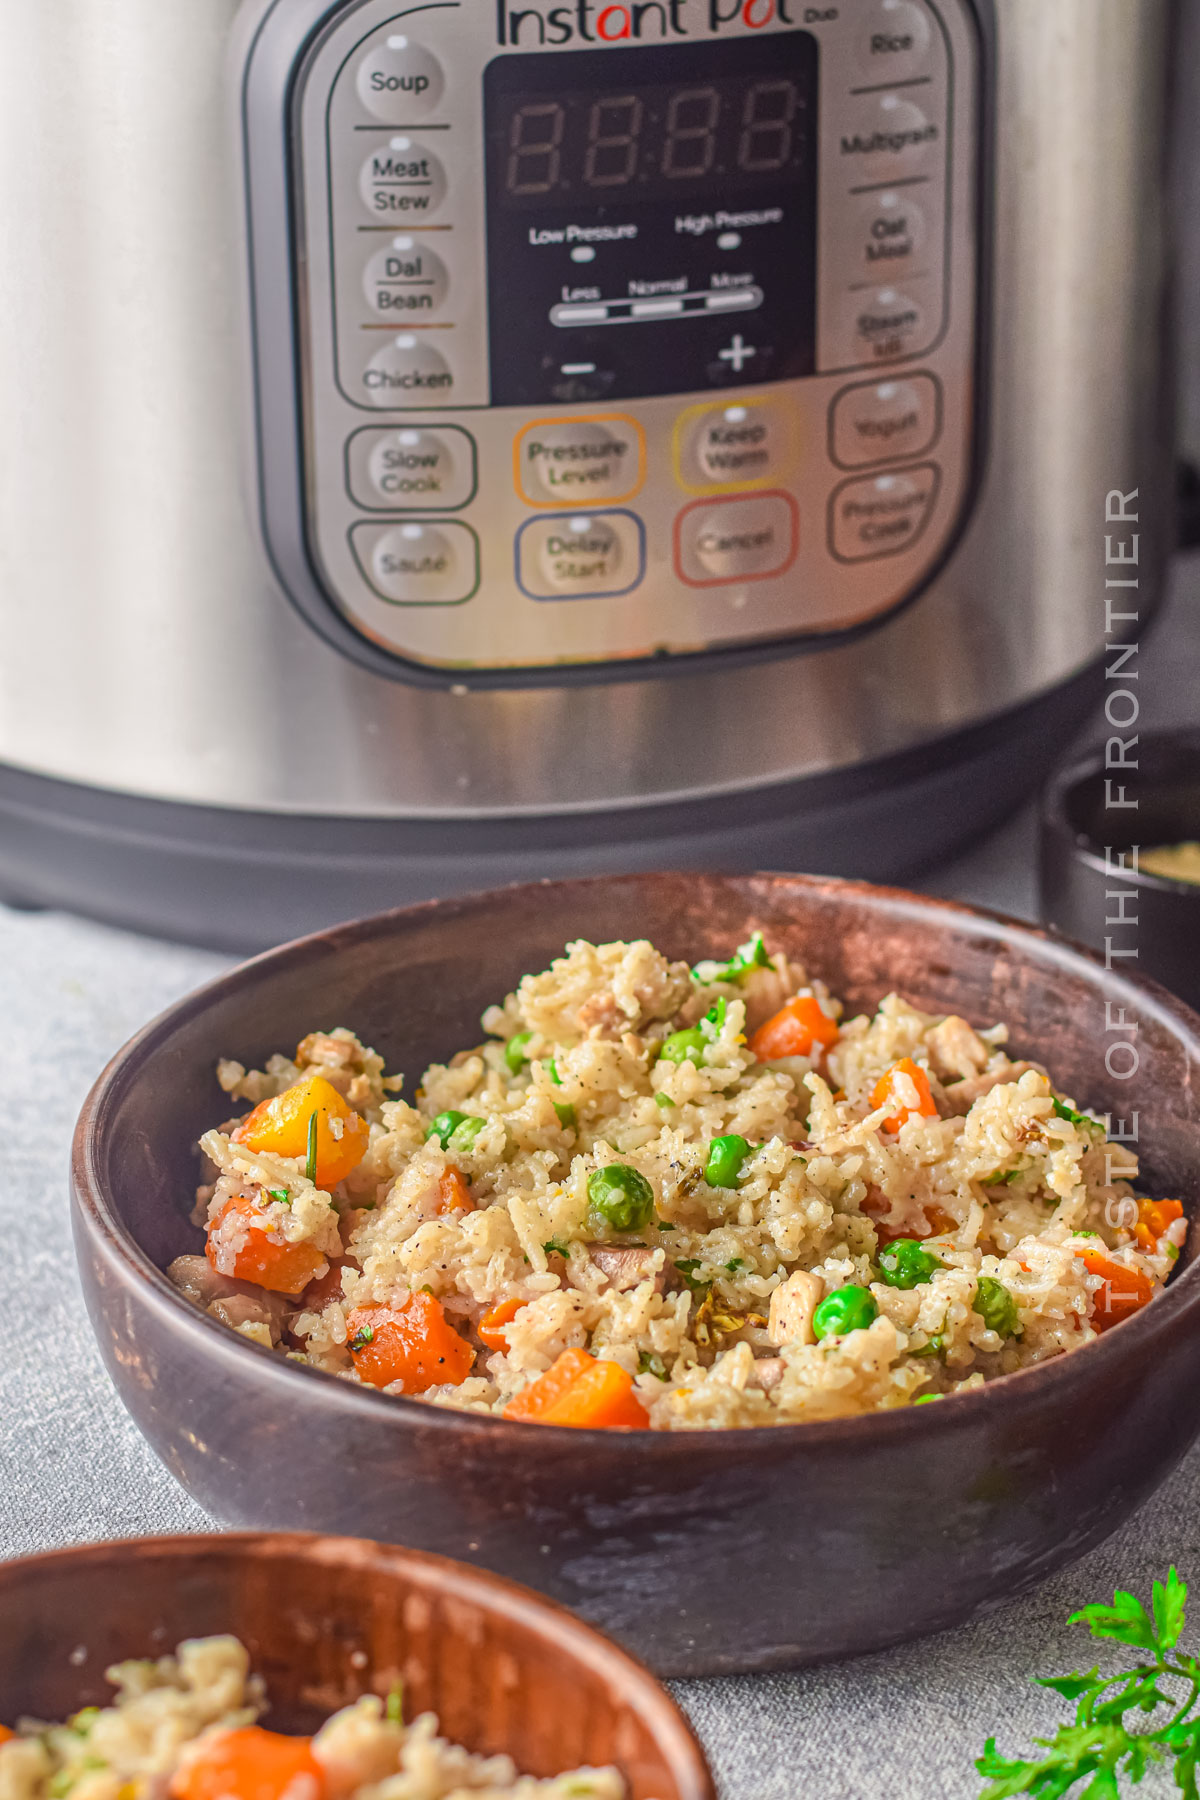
[829,464,942,563]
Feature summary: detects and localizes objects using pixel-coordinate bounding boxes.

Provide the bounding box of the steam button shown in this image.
[854,1,934,83]
[356,37,444,121]
[363,239,450,317]
[847,283,932,366]
[361,335,453,407]
[350,520,479,604]
[359,140,447,218]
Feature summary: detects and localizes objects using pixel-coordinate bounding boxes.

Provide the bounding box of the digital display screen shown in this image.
[495,69,810,209]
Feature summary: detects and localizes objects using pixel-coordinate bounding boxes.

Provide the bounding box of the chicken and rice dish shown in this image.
[167,935,1187,1430]
[0,1636,619,1800]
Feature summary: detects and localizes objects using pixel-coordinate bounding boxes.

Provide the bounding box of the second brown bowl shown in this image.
[71,872,1200,1675]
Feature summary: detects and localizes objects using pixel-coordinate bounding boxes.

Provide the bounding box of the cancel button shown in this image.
[676,493,798,586]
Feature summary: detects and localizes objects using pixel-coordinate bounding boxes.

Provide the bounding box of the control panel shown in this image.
[247,0,984,678]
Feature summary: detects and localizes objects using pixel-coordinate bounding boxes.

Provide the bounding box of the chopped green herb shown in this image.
[692,932,772,984]
[553,1101,577,1129]
[385,1683,404,1724]
[654,1092,676,1109]
[657,1220,676,1231]
[305,1110,318,1184]
[505,1031,533,1074]
[543,1239,570,1259]
[547,1059,562,1085]
[638,1350,670,1381]
[913,1392,943,1405]
[266,1187,291,1206]
[976,1568,1200,1799]
[700,997,728,1042]
[348,1325,375,1353]
[1053,1096,1102,1131]
[673,1257,712,1298]
[725,1257,747,1274]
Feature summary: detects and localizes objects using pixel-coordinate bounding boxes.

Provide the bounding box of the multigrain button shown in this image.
[831,374,941,468]
[675,493,798,586]
[516,510,645,599]
[346,425,476,510]
[829,464,942,562]
[854,188,927,276]
[356,37,444,121]
[360,335,453,407]
[359,139,447,218]
[363,239,450,317]
[849,283,932,365]
[516,416,643,506]
[839,93,939,183]
[350,520,478,603]
[854,0,934,83]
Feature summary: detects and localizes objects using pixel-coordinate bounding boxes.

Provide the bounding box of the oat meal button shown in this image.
[828,463,942,562]
[356,37,444,121]
[831,374,941,469]
[675,493,798,586]
[854,188,928,278]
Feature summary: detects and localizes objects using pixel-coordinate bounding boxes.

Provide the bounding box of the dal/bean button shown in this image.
[830,373,941,468]
[828,464,942,562]
[350,520,478,603]
[356,36,444,121]
[516,417,643,506]
[675,494,798,585]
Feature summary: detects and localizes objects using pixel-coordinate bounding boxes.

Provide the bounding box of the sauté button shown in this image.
[346,425,476,510]
[828,464,942,562]
[515,417,643,506]
[360,335,453,407]
[840,93,939,183]
[350,520,478,603]
[830,374,941,469]
[363,239,450,317]
[854,0,934,83]
[356,37,444,121]
[675,493,798,586]
[854,188,927,276]
[359,139,447,218]
[516,510,645,599]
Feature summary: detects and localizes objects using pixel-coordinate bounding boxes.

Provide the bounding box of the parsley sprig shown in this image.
[978,1569,1200,1798]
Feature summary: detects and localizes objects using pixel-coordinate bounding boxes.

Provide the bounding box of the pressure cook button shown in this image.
[516,510,645,599]
[363,239,450,317]
[840,93,939,182]
[849,283,932,366]
[828,463,942,562]
[830,373,941,468]
[346,425,476,510]
[356,37,444,121]
[515,417,643,507]
[854,0,934,83]
[351,520,479,604]
[675,493,798,586]
[359,139,447,218]
[361,335,453,407]
[854,188,927,276]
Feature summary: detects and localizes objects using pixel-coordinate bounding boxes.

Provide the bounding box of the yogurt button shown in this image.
[359,139,447,218]
[363,239,450,317]
[831,374,941,468]
[361,335,453,407]
[356,38,444,121]
[855,1,934,83]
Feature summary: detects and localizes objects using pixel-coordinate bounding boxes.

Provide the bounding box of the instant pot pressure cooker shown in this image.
[0,1,1175,948]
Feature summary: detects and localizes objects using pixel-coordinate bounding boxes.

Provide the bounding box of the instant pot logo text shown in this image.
[496,0,804,46]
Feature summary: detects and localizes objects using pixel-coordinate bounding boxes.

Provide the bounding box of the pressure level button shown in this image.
[359,140,447,218]
[515,416,644,507]
[356,37,444,121]
[360,335,453,407]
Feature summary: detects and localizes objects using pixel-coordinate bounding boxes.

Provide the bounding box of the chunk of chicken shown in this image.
[767,1269,824,1347]
[587,1245,665,1292]
[166,1254,288,1343]
[940,1061,1039,1115]
[747,1355,785,1391]
[926,1015,991,1081]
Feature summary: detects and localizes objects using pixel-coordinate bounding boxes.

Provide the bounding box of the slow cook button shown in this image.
[829,463,942,562]
[363,238,450,317]
[839,93,940,183]
[830,373,941,468]
[515,417,644,506]
[360,334,453,407]
[675,493,799,586]
[346,425,476,510]
[356,36,444,121]
[516,510,645,599]
[350,520,479,604]
[359,139,448,218]
[854,0,935,83]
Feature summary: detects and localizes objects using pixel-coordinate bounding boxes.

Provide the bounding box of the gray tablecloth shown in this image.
[3,563,1197,1798]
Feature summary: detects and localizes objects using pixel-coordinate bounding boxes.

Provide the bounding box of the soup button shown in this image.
[350,520,479,604]
[675,493,798,587]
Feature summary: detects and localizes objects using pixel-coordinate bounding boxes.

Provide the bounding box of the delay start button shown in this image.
[516,509,645,599]
[515,416,644,506]
[675,492,799,587]
[350,519,479,604]
[828,464,942,562]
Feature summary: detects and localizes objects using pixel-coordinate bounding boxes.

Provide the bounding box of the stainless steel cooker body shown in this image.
[0,0,1174,948]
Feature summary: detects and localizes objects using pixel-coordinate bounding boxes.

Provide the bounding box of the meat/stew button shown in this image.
[828,464,942,563]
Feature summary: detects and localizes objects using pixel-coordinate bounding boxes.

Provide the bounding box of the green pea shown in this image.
[448,1115,486,1153]
[553,1101,577,1129]
[656,1028,708,1067]
[973,1277,1021,1338]
[704,1134,753,1189]
[812,1285,879,1341]
[505,1031,533,1074]
[878,1238,943,1289]
[426,1110,468,1147]
[587,1164,655,1234]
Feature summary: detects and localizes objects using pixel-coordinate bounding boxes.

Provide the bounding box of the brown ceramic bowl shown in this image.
[0,1532,712,1799]
[72,873,1200,1676]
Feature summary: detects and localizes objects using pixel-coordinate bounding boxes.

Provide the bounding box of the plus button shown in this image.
[717,334,756,374]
